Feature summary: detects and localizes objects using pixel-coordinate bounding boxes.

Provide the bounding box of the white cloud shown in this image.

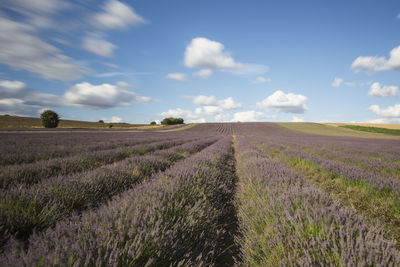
[100,115,124,123]
[159,108,189,118]
[64,82,150,109]
[256,90,308,114]
[184,37,268,76]
[0,16,84,80]
[0,80,63,109]
[368,82,399,97]
[351,45,400,73]
[159,107,228,123]
[291,116,305,122]
[166,73,187,81]
[368,104,400,117]
[218,97,242,109]
[110,116,122,123]
[184,37,242,69]
[0,95,63,116]
[159,108,202,123]
[215,113,231,122]
[332,77,343,87]
[0,80,29,98]
[194,69,212,78]
[193,95,217,106]
[232,110,265,122]
[160,95,241,123]
[397,13,400,19]
[117,81,136,89]
[0,98,39,116]
[201,106,223,115]
[351,57,388,73]
[24,92,63,107]
[91,0,145,30]
[83,35,117,57]
[254,76,271,84]
[192,95,242,110]
[0,80,153,115]
[191,118,207,123]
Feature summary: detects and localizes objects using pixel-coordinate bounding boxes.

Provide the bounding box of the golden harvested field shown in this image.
[326,123,400,130]
[277,122,400,139]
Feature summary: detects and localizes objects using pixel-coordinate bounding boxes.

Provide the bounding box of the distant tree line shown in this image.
[161,117,184,125]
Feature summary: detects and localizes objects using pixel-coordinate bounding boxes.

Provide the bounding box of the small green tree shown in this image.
[150,121,157,125]
[108,123,113,128]
[161,117,184,125]
[98,120,104,123]
[175,118,184,124]
[40,110,59,128]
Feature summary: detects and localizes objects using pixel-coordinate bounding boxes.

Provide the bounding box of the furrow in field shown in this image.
[0,136,220,250]
[234,136,400,266]
[1,136,239,266]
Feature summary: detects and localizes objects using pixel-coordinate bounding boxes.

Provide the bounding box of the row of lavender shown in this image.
[2,136,237,266]
[274,137,400,179]
[229,123,400,196]
[270,132,400,163]
[0,136,216,189]
[0,130,211,166]
[249,127,400,251]
[0,134,220,248]
[257,137,400,197]
[234,135,400,265]
[0,127,223,189]
[0,138,189,189]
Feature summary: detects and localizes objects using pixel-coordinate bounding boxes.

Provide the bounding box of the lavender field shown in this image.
[1,123,400,266]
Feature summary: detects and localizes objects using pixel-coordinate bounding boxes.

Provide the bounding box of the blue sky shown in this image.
[0,0,400,124]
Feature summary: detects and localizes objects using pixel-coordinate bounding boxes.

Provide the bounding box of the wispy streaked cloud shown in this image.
[0,16,85,80]
[93,71,152,77]
[83,34,117,57]
[90,0,146,30]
